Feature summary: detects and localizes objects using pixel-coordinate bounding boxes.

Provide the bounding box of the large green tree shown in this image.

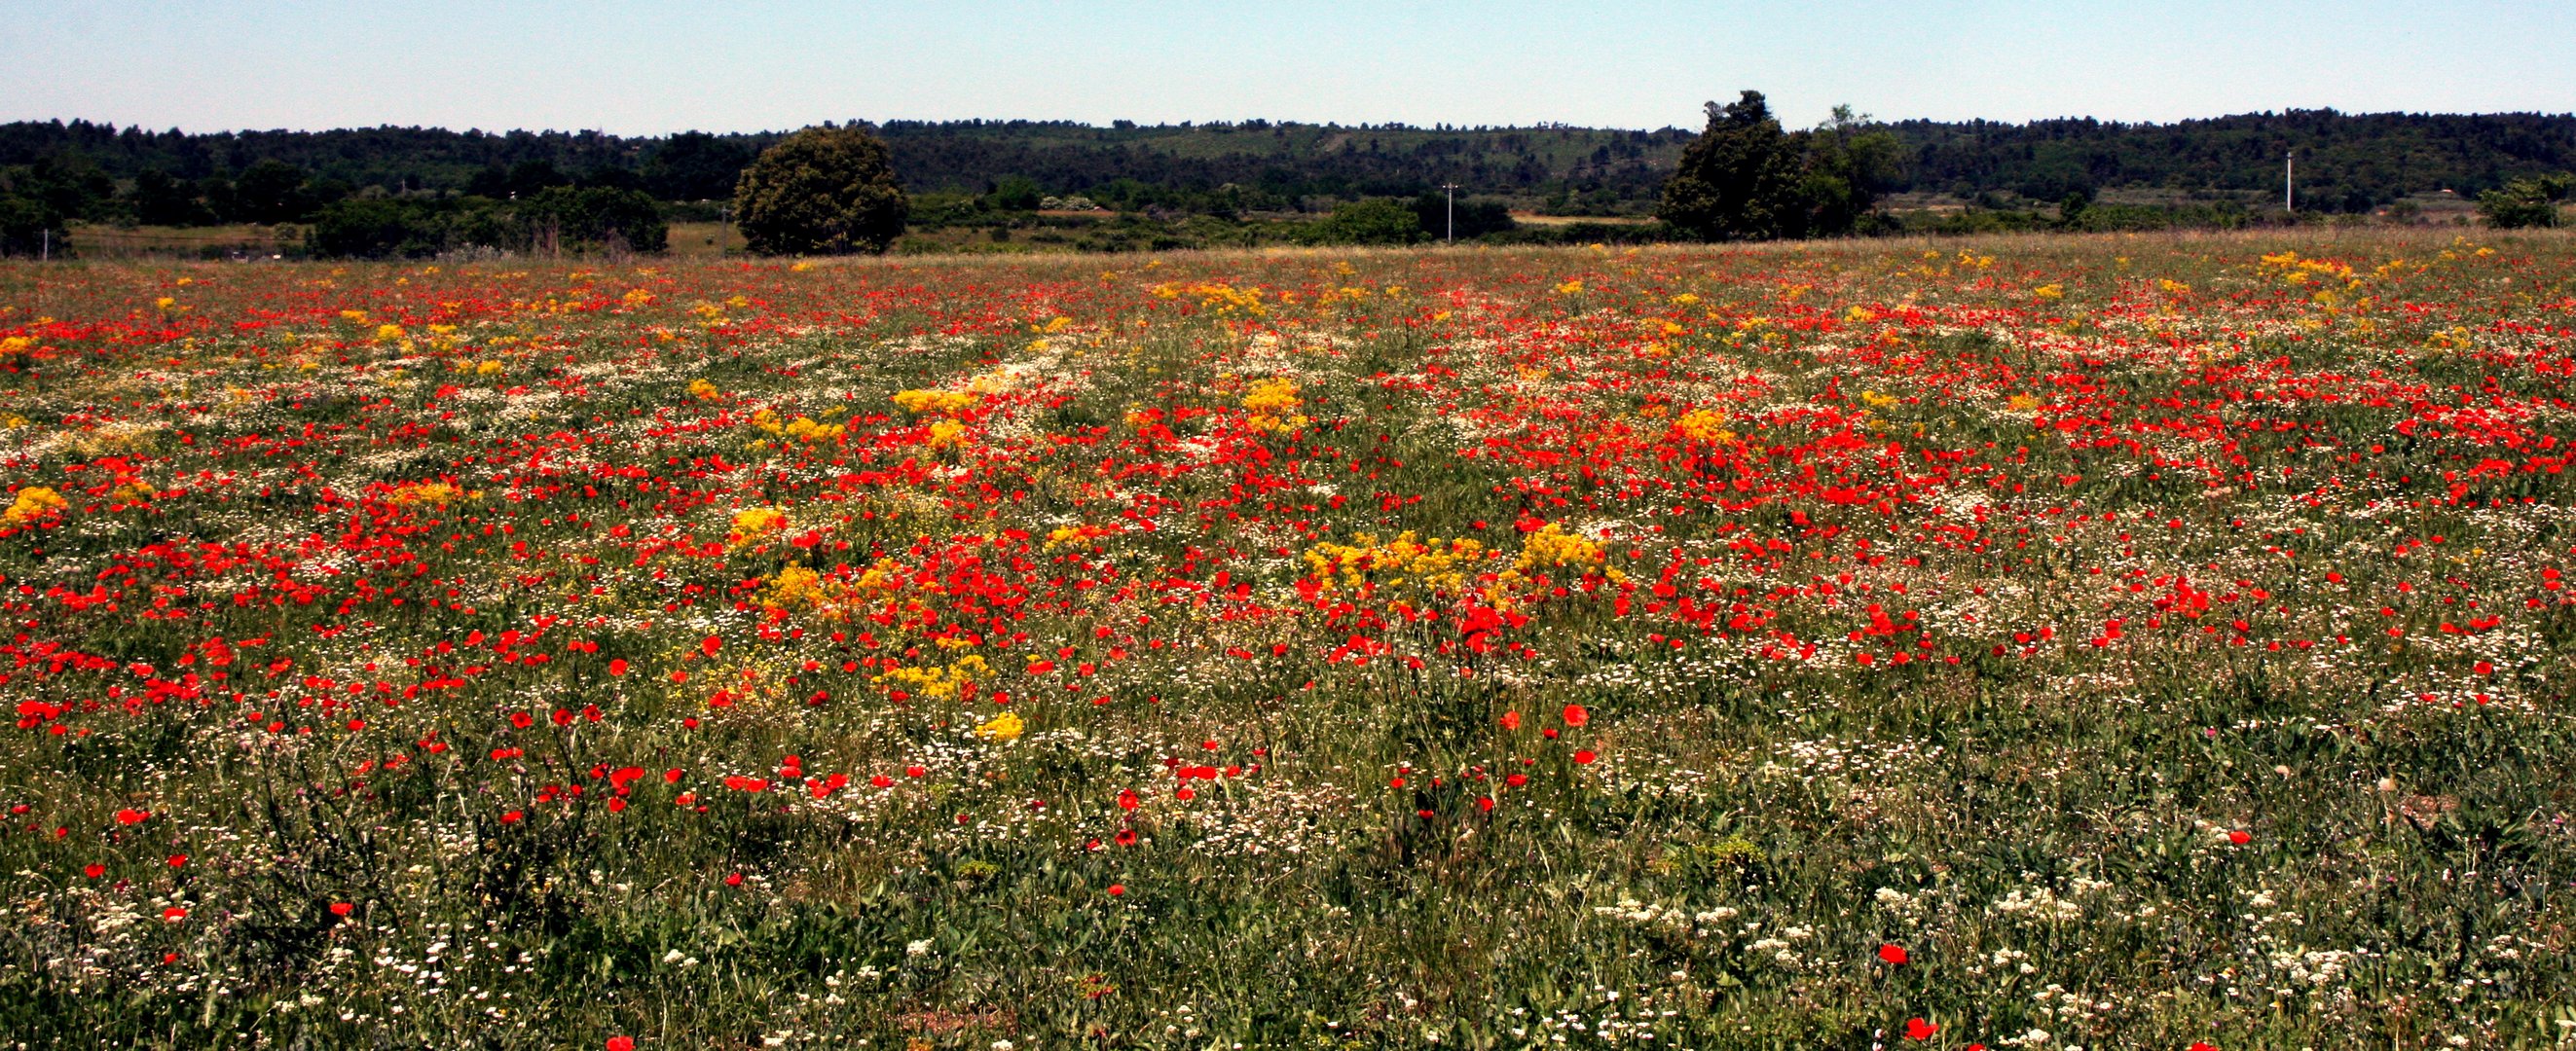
[733,125,908,256]
[1657,91,1806,241]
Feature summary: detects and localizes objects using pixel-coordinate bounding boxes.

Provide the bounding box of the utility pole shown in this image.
[1440,182,1460,243]
[2285,151,2295,215]
[40,228,49,262]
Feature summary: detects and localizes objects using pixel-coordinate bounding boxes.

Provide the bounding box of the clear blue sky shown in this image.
[7,1,2572,133]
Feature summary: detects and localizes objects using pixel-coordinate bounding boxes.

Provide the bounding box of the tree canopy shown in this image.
[732,125,908,256]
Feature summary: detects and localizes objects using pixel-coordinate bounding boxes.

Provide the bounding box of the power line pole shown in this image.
[1440,182,1459,243]
[2285,151,2295,215]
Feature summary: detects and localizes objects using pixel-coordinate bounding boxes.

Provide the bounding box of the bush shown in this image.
[1312,199,1422,245]
[734,125,908,256]
[2479,173,2572,229]
[0,193,65,256]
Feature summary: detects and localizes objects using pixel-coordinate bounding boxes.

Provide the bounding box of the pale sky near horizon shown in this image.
[5,1,2572,134]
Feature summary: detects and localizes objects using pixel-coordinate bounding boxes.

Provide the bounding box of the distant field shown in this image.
[61,222,296,259]
[2,230,2570,1048]
[1511,211,1657,227]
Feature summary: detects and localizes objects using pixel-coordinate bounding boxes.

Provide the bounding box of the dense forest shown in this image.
[0,108,2569,255]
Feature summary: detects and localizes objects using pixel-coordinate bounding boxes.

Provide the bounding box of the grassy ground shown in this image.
[0,230,2571,1049]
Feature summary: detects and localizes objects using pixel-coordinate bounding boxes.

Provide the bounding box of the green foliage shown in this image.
[1410,192,1517,239]
[1661,94,1903,241]
[1657,91,1809,241]
[733,125,908,256]
[2479,172,2572,229]
[1311,198,1424,245]
[0,191,65,256]
[518,186,668,254]
[232,160,317,225]
[304,198,443,259]
[1797,105,1905,236]
[128,168,209,226]
[985,175,1044,212]
[642,131,753,201]
[303,187,669,259]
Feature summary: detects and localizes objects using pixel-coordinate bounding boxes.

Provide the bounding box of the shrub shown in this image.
[1312,199,1422,245]
[2479,173,2572,229]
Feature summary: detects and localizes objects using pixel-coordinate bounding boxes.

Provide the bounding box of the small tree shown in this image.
[2479,173,2572,229]
[1657,91,1805,241]
[734,125,907,256]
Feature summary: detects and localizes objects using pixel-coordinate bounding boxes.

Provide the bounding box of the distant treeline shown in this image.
[2,109,2571,256]
[8,109,2573,213]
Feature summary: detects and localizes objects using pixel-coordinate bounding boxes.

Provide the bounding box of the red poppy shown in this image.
[1877,944,1908,964]
[1903,1018,1936,1040]
[1499,710,1522,730]
[607,1038,636,1051]
[115,808,149,825]
[1106,884,1125,896]
[2227,829,2251,845]
[609,659,629,675]
[1562,704,1589,727]
[330,901,353,917]
[83,863,104,878]
[700,635,721,657]
[1572,749,1597,765]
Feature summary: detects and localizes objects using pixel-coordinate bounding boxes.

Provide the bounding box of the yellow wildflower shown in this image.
[974,710,1025,743]
[4,487,67,525]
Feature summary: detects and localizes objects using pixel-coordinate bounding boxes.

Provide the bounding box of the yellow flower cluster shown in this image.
[893,388,979,417]
[974,710,1025,743]
[1152,282,1267,316]
[1241,378,1307,434]
[4,486,66,525]
[1673,409,1734,443]
[688,378,722,402]
[729,507,790,547]
[1513,523,1622,581]
[1303,532,1487,596]
[2258,250,2356,285]
[386,481,464,509]
[873,655,992,701]
[752,409,846,444]
[1045,524,1117,550]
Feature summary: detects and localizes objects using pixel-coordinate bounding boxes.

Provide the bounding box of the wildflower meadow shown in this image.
[2,230,2572,1048]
